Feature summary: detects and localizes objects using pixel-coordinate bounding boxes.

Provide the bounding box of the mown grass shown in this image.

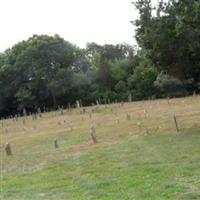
[1,96,200,199]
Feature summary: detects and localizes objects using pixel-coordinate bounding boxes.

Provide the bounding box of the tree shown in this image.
[133,0,200,87]
[128,65,158,99]
[0,34,77,114]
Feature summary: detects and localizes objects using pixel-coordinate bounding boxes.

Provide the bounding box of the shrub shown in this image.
[114,81,127,93]
[154,73,188,98]
[128,66,158,99]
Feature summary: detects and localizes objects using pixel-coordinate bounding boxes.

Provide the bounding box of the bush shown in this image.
[154,73,188,98]
[114,81,127,93]
[128,66,158,99]
[91,90,117,104]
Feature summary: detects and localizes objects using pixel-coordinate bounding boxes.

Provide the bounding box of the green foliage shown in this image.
[128,65,158,99]
[110,59,129,82]
[114,80,127,93]
[154,73,188,98]
[134,0,200,83]
[0,35,77,113]
[0,20,199,116]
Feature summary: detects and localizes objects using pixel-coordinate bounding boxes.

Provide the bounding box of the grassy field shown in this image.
[1,96,200,200]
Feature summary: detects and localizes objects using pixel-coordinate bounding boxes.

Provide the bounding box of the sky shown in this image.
[0,0,157,52]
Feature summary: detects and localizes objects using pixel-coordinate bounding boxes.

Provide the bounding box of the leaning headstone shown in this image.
[14,114,18,121]
[5,143,12,156]
[43,106,46,113]
[76,100,80,108]
[90,126,98,144]
[23,108,27,117]
[80,100,83,107]
[59,107,64,115]
[37,107,42,117]
[128,93,132,102]
[54,139,59,149]
[32,113,37,120]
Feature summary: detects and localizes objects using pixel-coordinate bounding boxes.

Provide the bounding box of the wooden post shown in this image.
[173,113,179,132]
[5,143,12,156]
[54,139,59,149]
[90,126,98,144]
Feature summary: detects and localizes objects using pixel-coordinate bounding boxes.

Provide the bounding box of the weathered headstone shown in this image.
[90,126,98,144]
[54,139,59,149]
[128,93,132,102]
[76,100,80,108]
[5,143,12,156]
[96,100,99,105]
[37,107,42,117]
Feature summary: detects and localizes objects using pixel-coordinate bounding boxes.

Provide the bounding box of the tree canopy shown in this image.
[0,0,199,117]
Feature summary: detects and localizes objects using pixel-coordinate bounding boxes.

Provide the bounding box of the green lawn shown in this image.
[2,128,200,200]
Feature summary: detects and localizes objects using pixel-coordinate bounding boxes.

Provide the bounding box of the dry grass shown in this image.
[1,96,200,175]
[1,95,200,199]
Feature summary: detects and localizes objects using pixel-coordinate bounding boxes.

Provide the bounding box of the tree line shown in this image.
[0,0,199,117]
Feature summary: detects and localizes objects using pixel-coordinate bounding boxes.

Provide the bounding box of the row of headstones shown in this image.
[4,126,98,156]
[1,111,131,133]
[3,91,192,123]
[4,113,181,156]
[0,92,133,122]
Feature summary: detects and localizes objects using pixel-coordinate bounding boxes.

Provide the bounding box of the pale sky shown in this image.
[0,0,157,52]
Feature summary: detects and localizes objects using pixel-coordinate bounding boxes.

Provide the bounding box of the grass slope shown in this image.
[1,96,200,199]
